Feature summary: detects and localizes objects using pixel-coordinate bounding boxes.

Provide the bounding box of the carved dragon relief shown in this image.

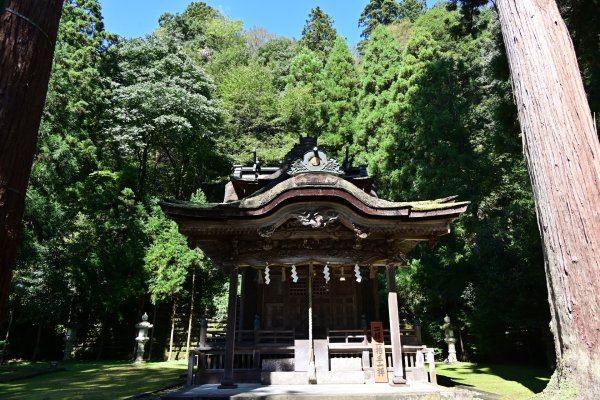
[256,208,339,238]
[294,209,339,228]
[255,209,379,241]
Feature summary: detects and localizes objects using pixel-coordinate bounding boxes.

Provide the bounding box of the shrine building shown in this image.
[161,137,468,387]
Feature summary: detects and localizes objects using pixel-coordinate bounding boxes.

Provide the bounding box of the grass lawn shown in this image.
[435,362,552,399]
[0,359,186,400]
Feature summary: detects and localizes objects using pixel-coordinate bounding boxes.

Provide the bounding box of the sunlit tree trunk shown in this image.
[496,0,600,397]
[168,300,177,361]
[147,307,157,360]
[0,0,63,322]
[185,268,196,358]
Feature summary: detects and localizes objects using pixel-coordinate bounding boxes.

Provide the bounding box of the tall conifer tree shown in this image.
[321,36,359,155]
[398,0,426,22]
[280,48,324,138]
[359,0,400,38]
[300,7,337,62]
[353,25,402,172]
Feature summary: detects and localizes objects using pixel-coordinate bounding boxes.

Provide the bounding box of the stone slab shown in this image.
[261,371,308,385]
[161,382,479,400]
[316,371,365,384]
[294,340,309,371]
[314,340,329,372]
[405,367,429,383]
[330,357,362,371]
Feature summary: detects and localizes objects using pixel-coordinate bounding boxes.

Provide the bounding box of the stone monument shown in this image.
[135,312,153,362]
[442,315,457,363]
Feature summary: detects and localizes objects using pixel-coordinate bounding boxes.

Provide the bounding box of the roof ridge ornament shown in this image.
[288,147,344,176]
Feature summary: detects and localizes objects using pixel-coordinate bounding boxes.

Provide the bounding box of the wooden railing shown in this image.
[187,328,435,386]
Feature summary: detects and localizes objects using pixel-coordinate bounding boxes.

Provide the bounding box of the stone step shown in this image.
[160,383,482,400]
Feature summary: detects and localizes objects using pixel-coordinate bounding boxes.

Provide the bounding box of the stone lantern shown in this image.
[63,321,77,361]
[442,315,457,363]
[135,312,153,362]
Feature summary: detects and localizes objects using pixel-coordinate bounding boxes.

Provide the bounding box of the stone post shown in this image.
[360,314,370,369]
[386,266,406,385]
[442,315,457,363]
[426,348,437,384]
[135,313,153,362]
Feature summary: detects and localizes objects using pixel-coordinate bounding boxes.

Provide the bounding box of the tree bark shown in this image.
[147,307,157,360]
[1,309,13,364]
[185,268,196,359]
[168,300,177,361]
[32,323,42,361]
[496,1,600,397]
[0,1,63,321]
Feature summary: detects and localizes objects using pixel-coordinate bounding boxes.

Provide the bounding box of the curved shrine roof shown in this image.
[161,173,468,220]
[161,138,469,268]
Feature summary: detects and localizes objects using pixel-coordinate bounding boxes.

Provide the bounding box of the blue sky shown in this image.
[100,0,436,47]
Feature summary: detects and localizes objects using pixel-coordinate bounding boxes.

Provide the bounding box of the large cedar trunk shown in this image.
[496,0,600,397]
[0,1,63,321]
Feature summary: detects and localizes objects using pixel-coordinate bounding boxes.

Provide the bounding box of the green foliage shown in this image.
[107,34,222,199]
[320,36,359,155]
[144,203,201,305]
[257,37,298,91]
[157,2,220,52]
[359,0,401,38]
[387,19,415,50]
[13,0,229,360]
[219,62,279,142]
[158,2,250,83]
[374,7,549,362]
[353,25,402,173]
[245,27,275,56]
[144,190,225,316]
[300,7,337,62]
[280,48,325,137]
[398,0,426,22]
[46,0,114,129]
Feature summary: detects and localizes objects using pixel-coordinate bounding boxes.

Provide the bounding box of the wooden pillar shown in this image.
[308,263,317,384]
[386,266,406,384]
[219,265,238,389]
[238,268,247,335]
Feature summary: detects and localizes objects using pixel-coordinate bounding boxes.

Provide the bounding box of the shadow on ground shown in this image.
[436,362,552,397]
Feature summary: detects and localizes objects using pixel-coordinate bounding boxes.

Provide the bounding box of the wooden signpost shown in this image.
[370,321,388,383]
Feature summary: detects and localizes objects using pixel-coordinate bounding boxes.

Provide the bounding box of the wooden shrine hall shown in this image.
[161,138,468,387]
